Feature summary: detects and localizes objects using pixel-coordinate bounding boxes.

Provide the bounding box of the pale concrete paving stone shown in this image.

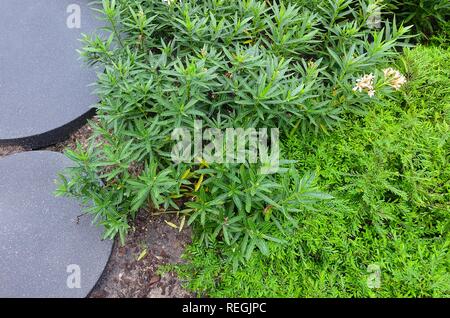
[0,151,112,298]
[0,0,103,148]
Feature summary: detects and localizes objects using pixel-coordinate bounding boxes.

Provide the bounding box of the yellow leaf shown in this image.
[181,169,191,180]
[137,249,147,261]
[179,216,186,232]
[199,158,209,168]
[164,220,179,229]
[195,174,204,192]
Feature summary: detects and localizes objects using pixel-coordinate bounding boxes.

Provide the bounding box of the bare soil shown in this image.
[90,212,193,298]
[0,145,26,158]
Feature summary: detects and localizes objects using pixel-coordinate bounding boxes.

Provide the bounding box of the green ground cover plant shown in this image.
[174,45,450,297]
[57,0,411,267]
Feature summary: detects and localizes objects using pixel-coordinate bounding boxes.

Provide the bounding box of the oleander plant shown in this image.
[385,0,450,41]
[57,0,449,296]
[175,44,450,297]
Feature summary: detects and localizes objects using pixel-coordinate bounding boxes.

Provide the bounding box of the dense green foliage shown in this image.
[429,22,450,49]
[57,0,411,264]
[385,0,450,41]
[174,45,450,297]
[289,0,450,42]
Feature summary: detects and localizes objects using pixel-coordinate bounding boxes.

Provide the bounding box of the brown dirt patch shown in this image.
[90,212,193,298]
[0,145,27,158]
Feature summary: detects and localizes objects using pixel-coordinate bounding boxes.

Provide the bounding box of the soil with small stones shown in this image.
[0,122,193,298]
[90,212,193,298]
[0,145,26,158]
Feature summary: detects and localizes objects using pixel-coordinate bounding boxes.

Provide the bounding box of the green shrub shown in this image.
[385,0,450,41]
[429,21,450,48]
[289,0,450,43]
[174,46,450,297]
[57,0,410,263]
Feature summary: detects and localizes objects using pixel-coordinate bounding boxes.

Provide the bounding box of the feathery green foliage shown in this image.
[174,45,450,297]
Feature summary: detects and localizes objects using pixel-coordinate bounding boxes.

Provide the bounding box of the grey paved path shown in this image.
[0,151,112,298]
[0,1,102,147]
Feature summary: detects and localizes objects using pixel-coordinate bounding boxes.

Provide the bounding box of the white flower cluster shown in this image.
[353,73,376,97]
[353,68,406,98]
[383,67,407,90]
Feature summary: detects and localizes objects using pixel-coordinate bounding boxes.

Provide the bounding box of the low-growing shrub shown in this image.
[289,0,450,43]
[174,45,450,297]
[385,0,450,41]
[57,0,411,263]
[429,22,450,48]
